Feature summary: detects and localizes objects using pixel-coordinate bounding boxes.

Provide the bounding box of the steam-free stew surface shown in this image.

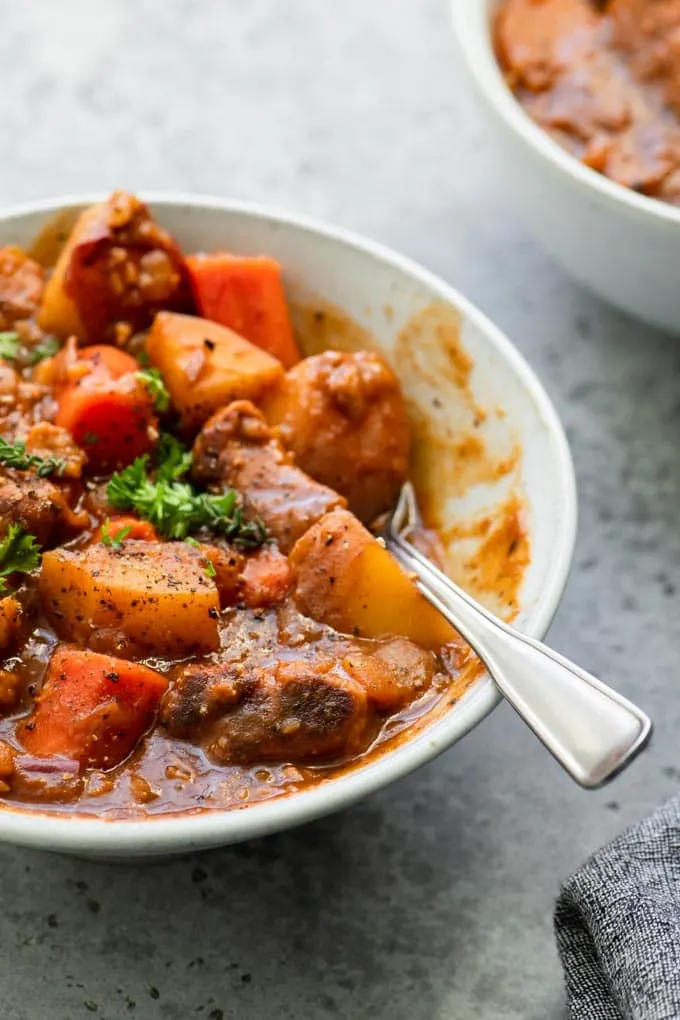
[0,192,476,818]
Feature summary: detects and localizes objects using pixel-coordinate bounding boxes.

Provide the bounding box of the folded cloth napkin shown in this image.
[554,794,680,1020]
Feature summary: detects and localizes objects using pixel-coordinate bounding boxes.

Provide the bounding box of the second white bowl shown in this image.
[452,0,680,335]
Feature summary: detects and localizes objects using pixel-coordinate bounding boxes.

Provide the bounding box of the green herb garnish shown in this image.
[137,367,170,413]
[107,439,267,548]
[29,335,61,365]
[0,525,41,593]
[156,432,193,482]
[0,436,66,477]
[100,518,133,549]
[203,558,217,578]
[0,332,20,362]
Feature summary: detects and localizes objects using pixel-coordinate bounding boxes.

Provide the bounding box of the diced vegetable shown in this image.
[240,545,292,607]
[290,508,457,648]
[186,253,300,368]
[147,312,283,431]
[20,646,168,769]
[39,541,220,655]
[54,345,157,471]
[0,596,21,653]
[24,422,87,479]
[193,543,244,606]
[38,191,191,341]
[95,516,159,545]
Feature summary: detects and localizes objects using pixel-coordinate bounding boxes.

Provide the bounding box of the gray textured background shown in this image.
[1,2,677,1018]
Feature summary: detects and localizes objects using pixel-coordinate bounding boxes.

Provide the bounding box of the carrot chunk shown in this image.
[20,646,168,769]
[186,253,300,368]
[54,344,156,471]
[240,545,292,607]
[92,516,159,544]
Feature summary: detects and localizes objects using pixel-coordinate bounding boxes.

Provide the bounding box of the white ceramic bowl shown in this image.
[452,0,680,335]
[0,193,576,859]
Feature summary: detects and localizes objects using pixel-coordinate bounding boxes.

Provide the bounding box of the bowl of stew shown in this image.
[452,0,680,334]
[0,191,575,859]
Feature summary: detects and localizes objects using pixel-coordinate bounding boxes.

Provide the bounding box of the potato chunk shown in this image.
[39,541,220,655]
[264,350,410,523]
[290,508,456,648]
[147,312,284,431]
[38,191,191,341]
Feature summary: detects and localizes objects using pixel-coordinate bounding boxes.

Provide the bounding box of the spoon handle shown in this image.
[386,532,652,788]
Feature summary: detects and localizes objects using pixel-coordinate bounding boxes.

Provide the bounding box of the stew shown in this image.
[495,0,680,205]
[0,191,475,818]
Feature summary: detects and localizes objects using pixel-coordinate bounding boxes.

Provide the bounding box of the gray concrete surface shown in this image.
[0,1,677,1017]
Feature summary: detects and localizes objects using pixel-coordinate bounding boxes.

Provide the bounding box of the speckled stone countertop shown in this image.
[1,2,678,1018]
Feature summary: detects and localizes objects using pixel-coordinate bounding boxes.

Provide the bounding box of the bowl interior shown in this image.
[0,195,576,856]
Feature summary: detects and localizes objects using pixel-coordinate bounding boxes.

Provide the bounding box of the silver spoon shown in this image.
[380,483,652,788]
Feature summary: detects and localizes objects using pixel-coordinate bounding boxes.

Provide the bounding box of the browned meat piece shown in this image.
[24,423,87,479]
[263,350,410,523]
[0,470,88,546]
[192,400,345,552]
[39,191,192,342]
[160,660,249,737]
[162,655,370,765]
[0,247,45,329]
[342,637,439,710]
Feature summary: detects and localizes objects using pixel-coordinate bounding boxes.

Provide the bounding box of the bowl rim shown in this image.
[0,191,577,854]
[450,0,680,228]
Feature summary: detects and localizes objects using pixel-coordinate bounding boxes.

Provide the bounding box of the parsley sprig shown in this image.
[0,332,20,362]
[137,367,170,412]
[100,518,133,548]
[0,436,67,478]
[106,434,267,548]
[29,335,61,365]
[0,525,41,593]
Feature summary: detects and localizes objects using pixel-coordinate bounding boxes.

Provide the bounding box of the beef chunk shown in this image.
[263,350,410,523]
[162,654,370,765]
[0,470,88,546]
[0,247,45,329]
[192,400,345,552]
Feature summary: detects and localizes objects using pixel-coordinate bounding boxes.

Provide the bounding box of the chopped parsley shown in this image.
[100,519,133,548]
[0,525,41,593]
[106,437,267,548]
[0,332,20,362]
[29,335,61,365]
[137,367,170,412]
[0,436,67,478]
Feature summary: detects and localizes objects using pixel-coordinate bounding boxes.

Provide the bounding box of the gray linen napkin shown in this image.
[554,794,680,1020]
